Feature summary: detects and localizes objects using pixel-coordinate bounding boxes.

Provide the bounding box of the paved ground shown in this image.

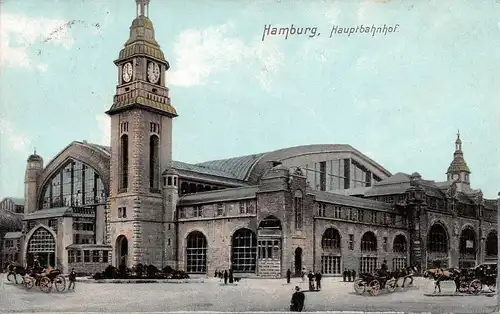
[0,275,497,313]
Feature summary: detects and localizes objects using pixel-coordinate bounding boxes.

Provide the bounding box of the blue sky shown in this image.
[0,0,499,200]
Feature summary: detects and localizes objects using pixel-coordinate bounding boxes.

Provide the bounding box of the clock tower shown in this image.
[106,0,177,268]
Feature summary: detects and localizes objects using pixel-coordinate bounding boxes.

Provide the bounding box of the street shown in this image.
[0,275,497,313]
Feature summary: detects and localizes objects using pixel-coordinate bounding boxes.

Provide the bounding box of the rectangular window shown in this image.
[318,203,326,217]
[118,207,127,218]
[349,234,354,250]
[358,209,364,222]
[321,255,341,275]
[92,250,100,262]
[178,208,186,218]
[68,250,75,264]
[359,257,378,273]
[383,213,388,225]
[246,201,254,214]
[371,212,377,224]
[258,240,280,259]
[102,251,108,264]
[217,203,224,216]
[390,214,396,225]
[193,206,203,217]
[167,238,171,246]
[393,257,407,270]
[383,237,388,252]
[84,250,90,263]
[333,206,341,219]
[239,202,246,214]
[76,250,82,263]
[319,161,326,191]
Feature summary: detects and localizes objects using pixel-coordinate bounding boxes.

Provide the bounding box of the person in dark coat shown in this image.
[68,268,77,290]
[347,269,352,282]
[290,286,305,312]
[314,271,322,290]
[343,268,347,282]
[229,269,234,284]
[286,269,291,284]
[352,269,356,280]
[307,271,314,290]
[223,270,228,284]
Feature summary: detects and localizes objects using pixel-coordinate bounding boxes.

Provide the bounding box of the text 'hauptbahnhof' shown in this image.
[0,0,497,278]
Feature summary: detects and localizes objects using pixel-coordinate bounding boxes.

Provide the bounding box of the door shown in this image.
[294,247,302,276]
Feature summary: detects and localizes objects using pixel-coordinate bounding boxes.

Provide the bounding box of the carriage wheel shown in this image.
[39,277,52,293]
[387,279,397,293]
[469,279,482,295]
[353,279,366,294]
[368,280,381,296]
[54,275,66,292]
[24,277,34,289]
[6,273,14,282]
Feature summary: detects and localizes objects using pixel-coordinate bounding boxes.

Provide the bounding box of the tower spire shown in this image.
[135,0,150,17]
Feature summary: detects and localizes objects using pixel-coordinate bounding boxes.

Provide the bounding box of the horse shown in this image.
[5,262,28,284]
[389,267,415,288]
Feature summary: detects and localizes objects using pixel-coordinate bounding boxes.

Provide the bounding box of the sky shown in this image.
[0,0,499,200]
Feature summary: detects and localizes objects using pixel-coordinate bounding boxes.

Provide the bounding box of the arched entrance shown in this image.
[231,228,257,273]
[294,247,302,276]
[360,231,378,273]
[115,235,128,267]
[485,231,498,260]
[186,231,208,274]
[257,215,282,278]
[26,227,56,268]
[392,234,408,270]
[459,227,477,269]
[427,222,449,268]
[321,228,342,275]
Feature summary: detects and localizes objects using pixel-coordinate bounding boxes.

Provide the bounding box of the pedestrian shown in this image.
[214,269,218,278]
[343,268,347,282]
[307,270,314,291]
[347,269,351,282]
[223,269,228,285]
[314,271,322,290]
[286,269,291,284]
[290,286,305,312]
[301,266,306,282]
[229,268,234,284]
[434,268,444,293]
[352,269,356,280]
[68,268,76,290]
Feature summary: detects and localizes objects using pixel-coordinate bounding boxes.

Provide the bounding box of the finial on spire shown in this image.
[457,129,460,139]
[136,0,150,17]
[34,147,37,155]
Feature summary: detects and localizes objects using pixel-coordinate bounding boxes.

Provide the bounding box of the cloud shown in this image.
[0,13,74,70]
[0,117,30,152]
[95,114,111,146]
[167,23,284,91]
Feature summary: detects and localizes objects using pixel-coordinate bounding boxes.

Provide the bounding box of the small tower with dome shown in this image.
[446,131,471,192]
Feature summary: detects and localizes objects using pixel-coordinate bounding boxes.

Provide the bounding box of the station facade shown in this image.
[2,0,497,277]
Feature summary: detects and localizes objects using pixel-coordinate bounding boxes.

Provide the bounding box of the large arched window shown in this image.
[149,135,159,191]
[40,160,105,209]
[486,231,498,257]
[360,231,377,252]
[427,223,448,253]
[231,228,257,273]
[120,134,129,190]
[393,235,407,253]
[321,228,341,250]
[294,190,303,230]
[186,231,207,274]
[27,227,56,268]
[459,227,476,255]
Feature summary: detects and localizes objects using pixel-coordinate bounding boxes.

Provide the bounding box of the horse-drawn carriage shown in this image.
[353,268,414,296]
[426,265,496,295]
[5,262,66,293]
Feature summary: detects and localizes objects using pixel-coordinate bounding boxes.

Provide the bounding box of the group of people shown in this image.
[342,268,357,282]
[214,269,235,284]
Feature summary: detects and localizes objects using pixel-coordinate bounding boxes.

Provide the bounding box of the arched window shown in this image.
[27,227,56,268]
[120,134,129,190]
[486,232,498,256]
[294,190,303,230]
[361,231,377,252]
[258,215,282,229]
[321,228,341,250]
[231,228,257,272]
[186,231,207,273]
[149,135,159,190]
[459,227,476,255]
[427,223,448,253]
[393,235,407,253]
[40,160,105,209]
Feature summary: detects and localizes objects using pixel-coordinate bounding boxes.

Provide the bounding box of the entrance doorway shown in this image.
[26,227,56,268]
[294,247,303,276]
[116,235,128,267]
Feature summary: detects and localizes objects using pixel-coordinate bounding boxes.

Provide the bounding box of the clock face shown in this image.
[122,63,133,83]
[147,62,160,84]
